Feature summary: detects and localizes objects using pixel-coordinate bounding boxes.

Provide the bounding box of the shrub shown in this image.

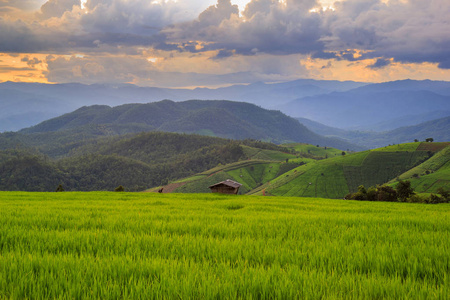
[377,185,397,202]
[115,185,125,192]
[437,187,449,201]
[426,194,444,204]
[367,187,377,201]
[396,180,415,202]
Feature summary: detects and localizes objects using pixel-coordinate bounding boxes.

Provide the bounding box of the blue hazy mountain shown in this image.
[297,116,450,149]
[0,79,365,132]
[282,80,450,130]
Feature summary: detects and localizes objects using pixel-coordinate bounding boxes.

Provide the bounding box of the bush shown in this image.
[426,194,444,204]
[377,185,397,202]
[407,194,425,203]
[115,185,125,192]
[396,180,415,202]
[437,187,449,201]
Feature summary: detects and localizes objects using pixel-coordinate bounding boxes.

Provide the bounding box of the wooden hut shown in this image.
[208,179,242,195]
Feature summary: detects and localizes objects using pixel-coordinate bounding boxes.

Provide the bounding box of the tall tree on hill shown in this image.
[395,180,415,202]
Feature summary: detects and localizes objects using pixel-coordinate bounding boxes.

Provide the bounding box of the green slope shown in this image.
[158,147,307,194]
[1,132,293,191]
[282,143,344,158]
[388,144,450,193]
[259,142,449,199]
[19,99,362,151]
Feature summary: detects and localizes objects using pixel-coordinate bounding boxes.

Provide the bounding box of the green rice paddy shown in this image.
[1,192,449,299]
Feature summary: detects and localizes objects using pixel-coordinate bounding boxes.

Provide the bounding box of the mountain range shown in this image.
[281,81,450,130]
[5,78,449,134]
[19,100,362,151]
[0,79,365,132]
[298,116,450,149]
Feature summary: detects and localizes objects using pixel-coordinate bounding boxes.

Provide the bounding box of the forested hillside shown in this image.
[0,132,295,191]
[20,100,362,151]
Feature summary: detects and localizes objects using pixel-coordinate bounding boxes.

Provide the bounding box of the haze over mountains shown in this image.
[0,79,366,132]
[281,80,450,130]
[298,116,450,149]
[1,78,449,150]
[19,100,361,152]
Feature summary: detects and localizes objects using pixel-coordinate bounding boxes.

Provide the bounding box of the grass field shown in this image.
[262,143,449,198]
[1,192,449,299]
[282,143,343,158]
[388,144,450,193]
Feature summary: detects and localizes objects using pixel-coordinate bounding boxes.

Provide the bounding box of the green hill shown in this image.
[151,147,308,194]
[282,143,345,159]
[387,143,450,193]
[20,100,362,151]
[251,142,450,198]
[0,132,300,192]
[150,142,449,197]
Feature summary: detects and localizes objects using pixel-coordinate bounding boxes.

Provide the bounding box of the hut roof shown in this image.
[209,179,242,189]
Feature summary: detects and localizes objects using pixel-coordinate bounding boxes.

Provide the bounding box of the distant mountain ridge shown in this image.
[1,79,366,132]
[22,100,362,151]
[282,89,450,130]
[298,116,450,149]
[2,78,449,136]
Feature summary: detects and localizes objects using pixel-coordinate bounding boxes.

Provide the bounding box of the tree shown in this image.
[414,139,419,142]
[377,185,397,202]
[341,151,346,156]
[367,186,377,201]
[353,185,368,200]
[437,187,449,201]
[395,180,415,202]
[55,184,64,192]
[425,138,434,142]
[115,185,125,192]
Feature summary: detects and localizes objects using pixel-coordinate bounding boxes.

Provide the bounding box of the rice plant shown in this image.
[0,192,449,299]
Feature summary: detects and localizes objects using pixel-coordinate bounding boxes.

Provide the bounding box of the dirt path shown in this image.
[159,182,187,193]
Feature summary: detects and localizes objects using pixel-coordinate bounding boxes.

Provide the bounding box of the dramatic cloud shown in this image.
[324,0,450,68]
[165,0,325,56]
[165,0,450,69]
[39,0,80,19]
[0,0,449,87]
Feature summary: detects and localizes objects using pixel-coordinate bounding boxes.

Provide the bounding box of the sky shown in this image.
[0,0,449,88]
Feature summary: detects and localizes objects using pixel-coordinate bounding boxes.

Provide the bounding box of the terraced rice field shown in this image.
[1,192,448,299]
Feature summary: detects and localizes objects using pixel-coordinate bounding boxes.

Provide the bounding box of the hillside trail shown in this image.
[160,182,187,193]
[143,182,187,193]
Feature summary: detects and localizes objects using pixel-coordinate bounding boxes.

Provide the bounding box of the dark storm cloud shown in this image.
[367,58,391,69]
[1,0,449,70]
[164,0,450,69]
[165,0,325,55]
[0,0,189,53]
[0,18,52,52]
[324,0,450,69]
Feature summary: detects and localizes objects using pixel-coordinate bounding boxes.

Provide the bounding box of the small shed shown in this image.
[209,179,242,195]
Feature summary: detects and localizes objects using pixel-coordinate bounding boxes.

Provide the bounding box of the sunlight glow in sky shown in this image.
[0,0,449,88]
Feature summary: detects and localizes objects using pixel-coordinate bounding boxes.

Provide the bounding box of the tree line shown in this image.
[345,180,449,204]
